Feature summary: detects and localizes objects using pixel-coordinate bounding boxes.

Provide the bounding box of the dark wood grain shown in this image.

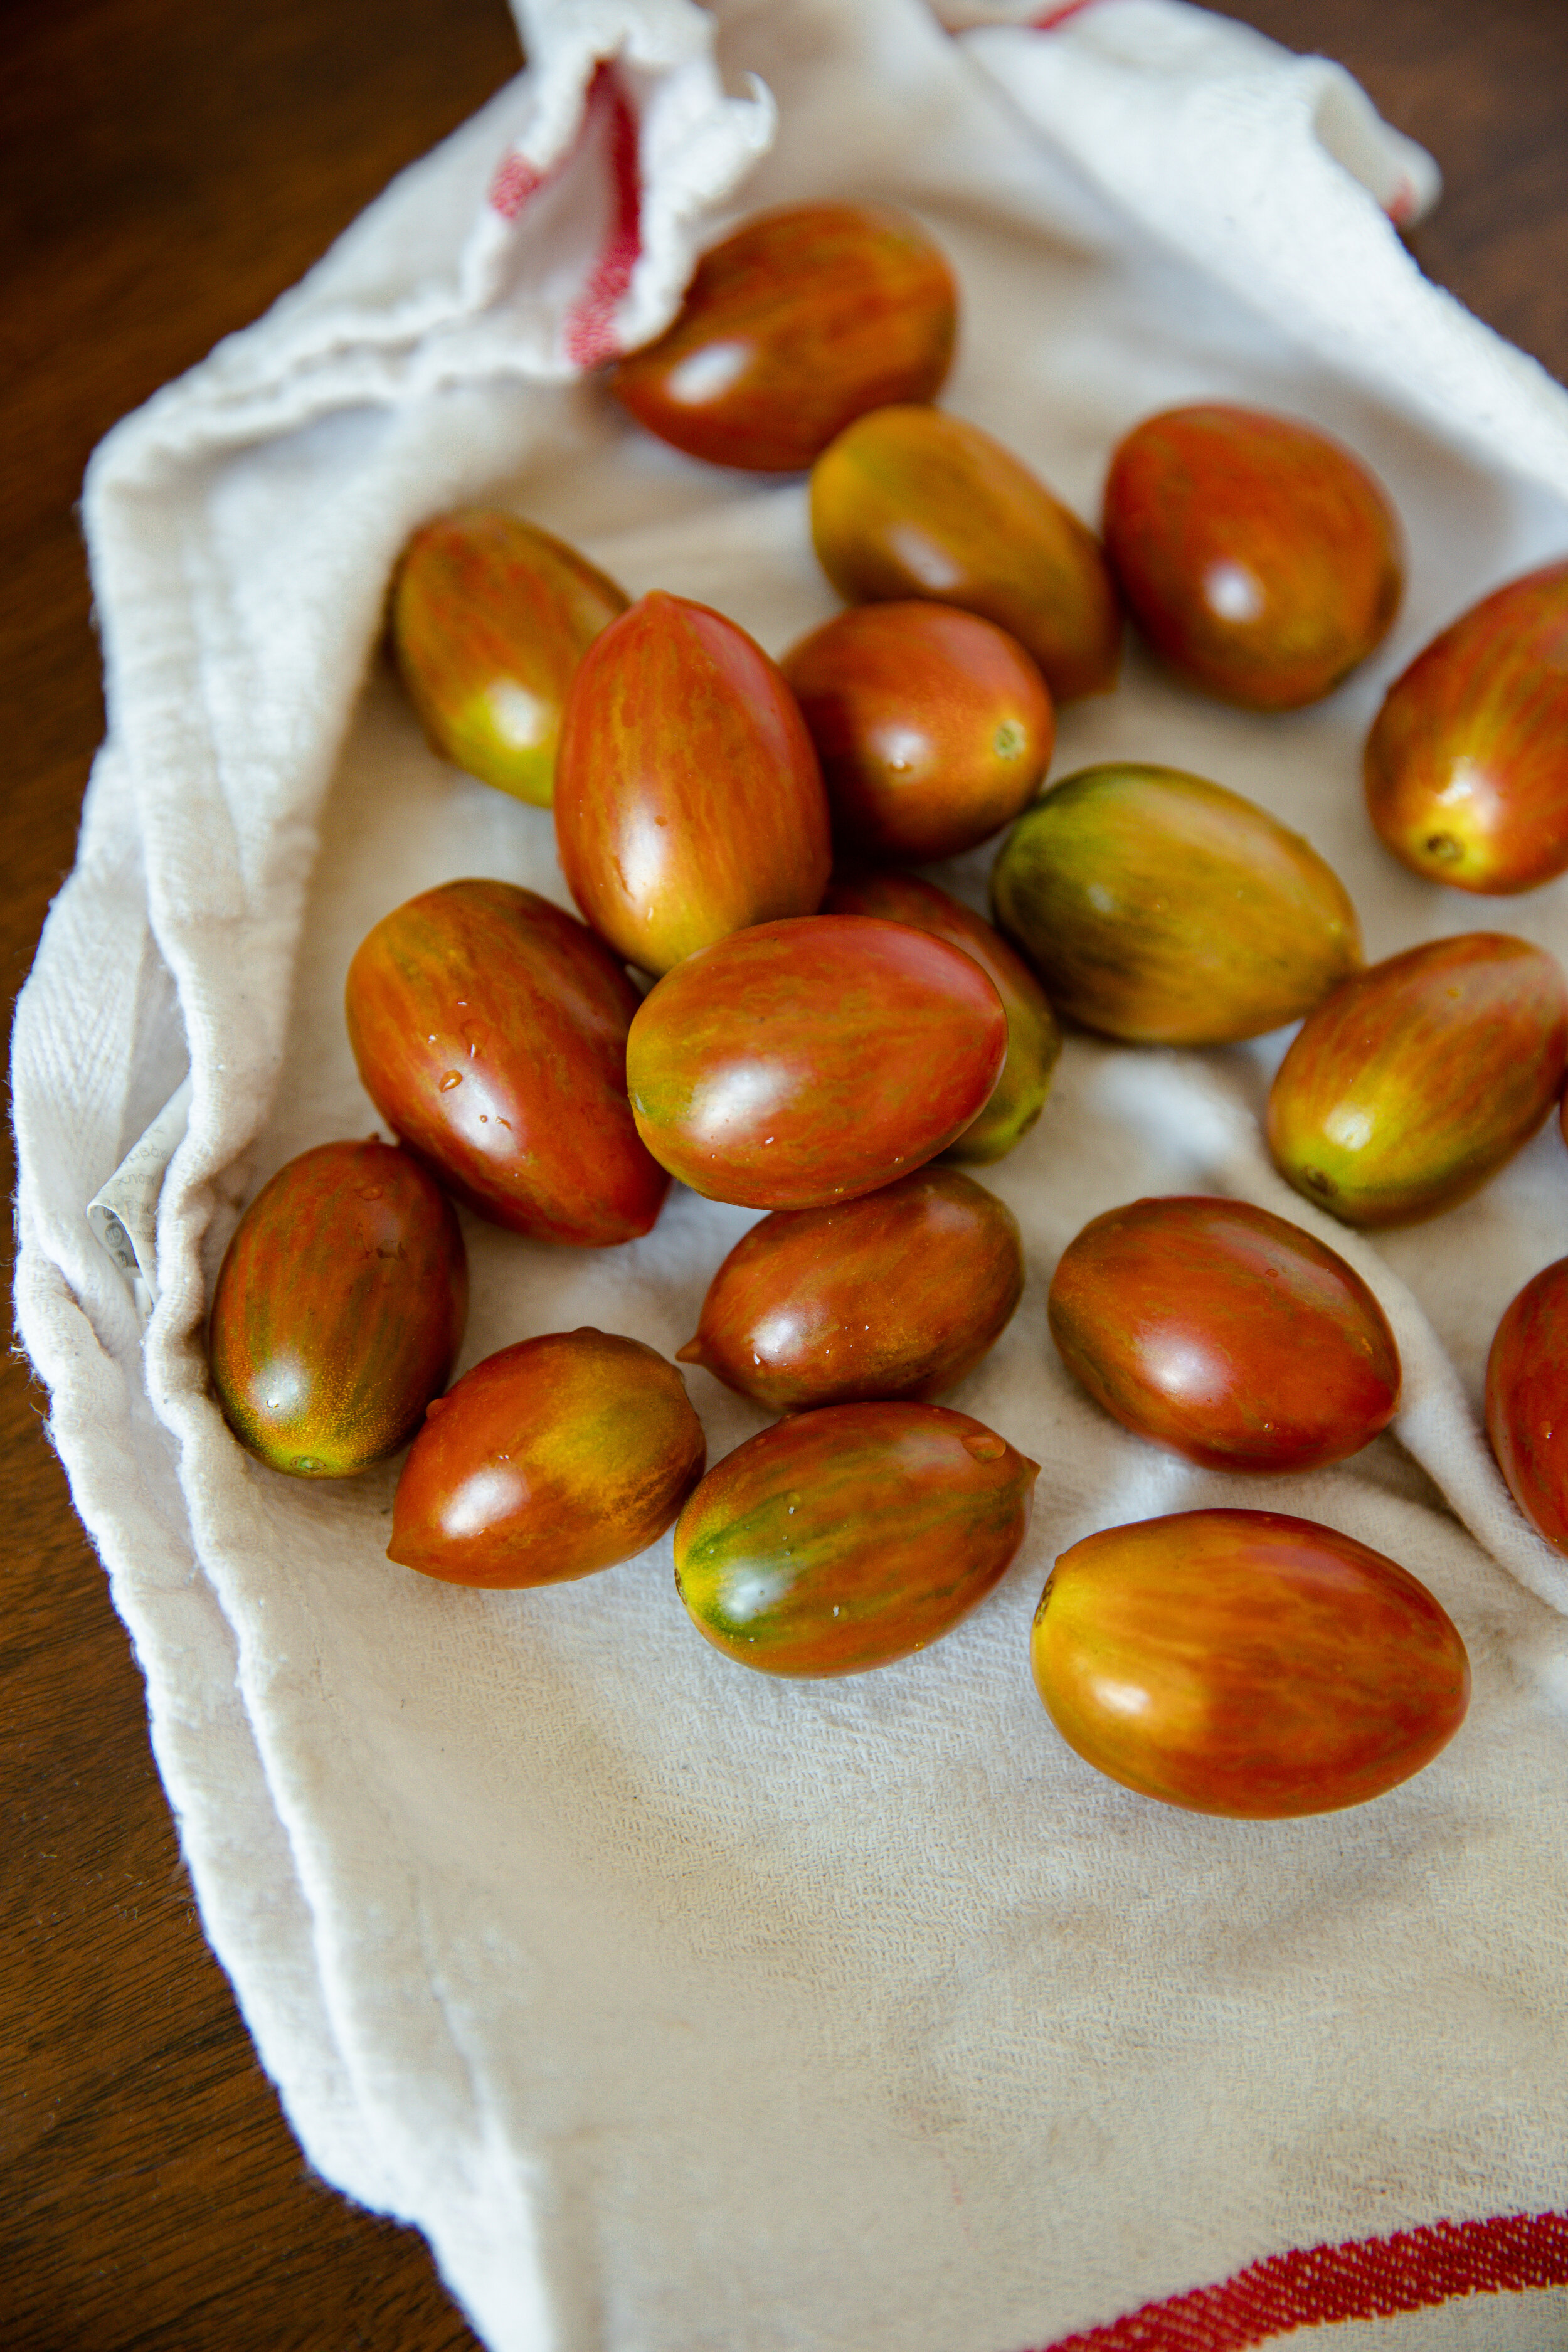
[3,4,1565,2346]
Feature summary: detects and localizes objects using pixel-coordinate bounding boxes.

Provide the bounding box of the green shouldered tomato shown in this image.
[554,591,832,975]
[1048,1195,1400,1471]
[1486,1256,1568,1554]
[608,203,956,471]
[991,764,1361,1045]
[1365,559,1568,893]
[345,878,669,1246]
[391,509,628,806]
[1266,933,1568,1227]
[677,1166,1024,1411]
[389,1328,706,1587]
[208,1136,467,1478]
[824,870,1061,1162]
[675,1401,1039,1675]
[810,405,1121,703]
[1032,1508,1470,1817]
[1102,404,1403,708]
[626,914,1007,1209]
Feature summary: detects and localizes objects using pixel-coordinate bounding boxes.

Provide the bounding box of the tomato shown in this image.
[345,878,669,1246]
[1047,1195,1400,1471]
[1267,932,1568,1227]
[780,601,1053,862]
[675,1401,1038,1674]
[554,591,832,975]
[388,1328,706,1587]
[1102,404,1403,707]
[1031,1509,1470,1816]
[1365,558,1568,893]
[810,404,1121,702]
[625,914,1007,1209]
[678,1165,1024,1411]
[208,1136,467,1477]
[608,203,956,471]
[990,763,1362,1045]
[390,508,627,806]
[1486,1256,1568,1554]
[824,870,1061,1163]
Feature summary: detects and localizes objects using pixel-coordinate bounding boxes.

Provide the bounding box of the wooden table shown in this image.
[4,3,1564,2343]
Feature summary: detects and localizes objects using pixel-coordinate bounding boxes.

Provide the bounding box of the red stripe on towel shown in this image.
[563,65,643,368]
[1028,2211,1568,2351]
[1032,2,1103,30]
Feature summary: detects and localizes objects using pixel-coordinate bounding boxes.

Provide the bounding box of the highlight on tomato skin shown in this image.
[344,877,670,1248]
[674,1400,1040,1677]
[1101,403,1404,709]
[625,914,1008,1211]
[208,1135,467,1479]
[1030,1509,1470,1819]
[1266,931,1568,1229]
[1364,558,1568,895]
[1485,1256,1568,1555]
[553,590,832,977]
[388,1328,706,1589]
[677,1165,1025,1412]
[1047,1195,1401,1473]
[809,403,1122,704]
[389,508,628,808]
[823,870,1062,1164]
[607,202,958,472]
[780,601,1054,864]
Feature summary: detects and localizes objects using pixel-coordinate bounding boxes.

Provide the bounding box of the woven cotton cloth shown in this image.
[14,3,1568,2346]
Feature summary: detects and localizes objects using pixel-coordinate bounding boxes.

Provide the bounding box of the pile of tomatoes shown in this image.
[207,201,1568,1821]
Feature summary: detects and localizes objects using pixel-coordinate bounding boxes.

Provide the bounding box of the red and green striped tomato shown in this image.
[675,1401,1039,1676]
[809,404,1122,704]
[1047,1195,1401,1473]
[1102,405,1403,709]
[345,877,669,1247]
[824,869,1061,1163]
[625,914,1007,1210]
[208,1136,467,1478]
[608,203,956,473]
[554,591,832,977]
[677,1165,1024,1412]
[990,763,1362,1046]
[1266,931,1568,1227]
[1486,1256,1568,1555]
[1365,559,1568,893]
[388,1328,706,1588]
[1032,1508,1470,1818]
[780,601,1054,864]
[391,508,628,807]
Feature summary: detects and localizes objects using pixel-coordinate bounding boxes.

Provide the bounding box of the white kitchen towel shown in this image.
[14,2,1568,2347]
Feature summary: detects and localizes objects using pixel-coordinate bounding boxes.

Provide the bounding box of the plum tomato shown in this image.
[990,763,1361,1045]
[390,509,628,807]
[1267,932,1568,1227]
[1365,558,1568,893]
[674,1401,1039,1675]
[344,877,669,1246]
[822,870,1067,1162]
[824,870,1062,1163]
[810,405,1121,702]
[1486,1256,1568,1555]
[1102,403,1403,708]
[1031,1508,1470,1817]
[678,1165,1024,1411]
[780,601,1053,862]
[1047,1195,1400,1472]
[208,1136,467,1478]
[607,203,957,471]
[554,591,832,975]
[625,914,1007,1210]
[388,1328,706,1587]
